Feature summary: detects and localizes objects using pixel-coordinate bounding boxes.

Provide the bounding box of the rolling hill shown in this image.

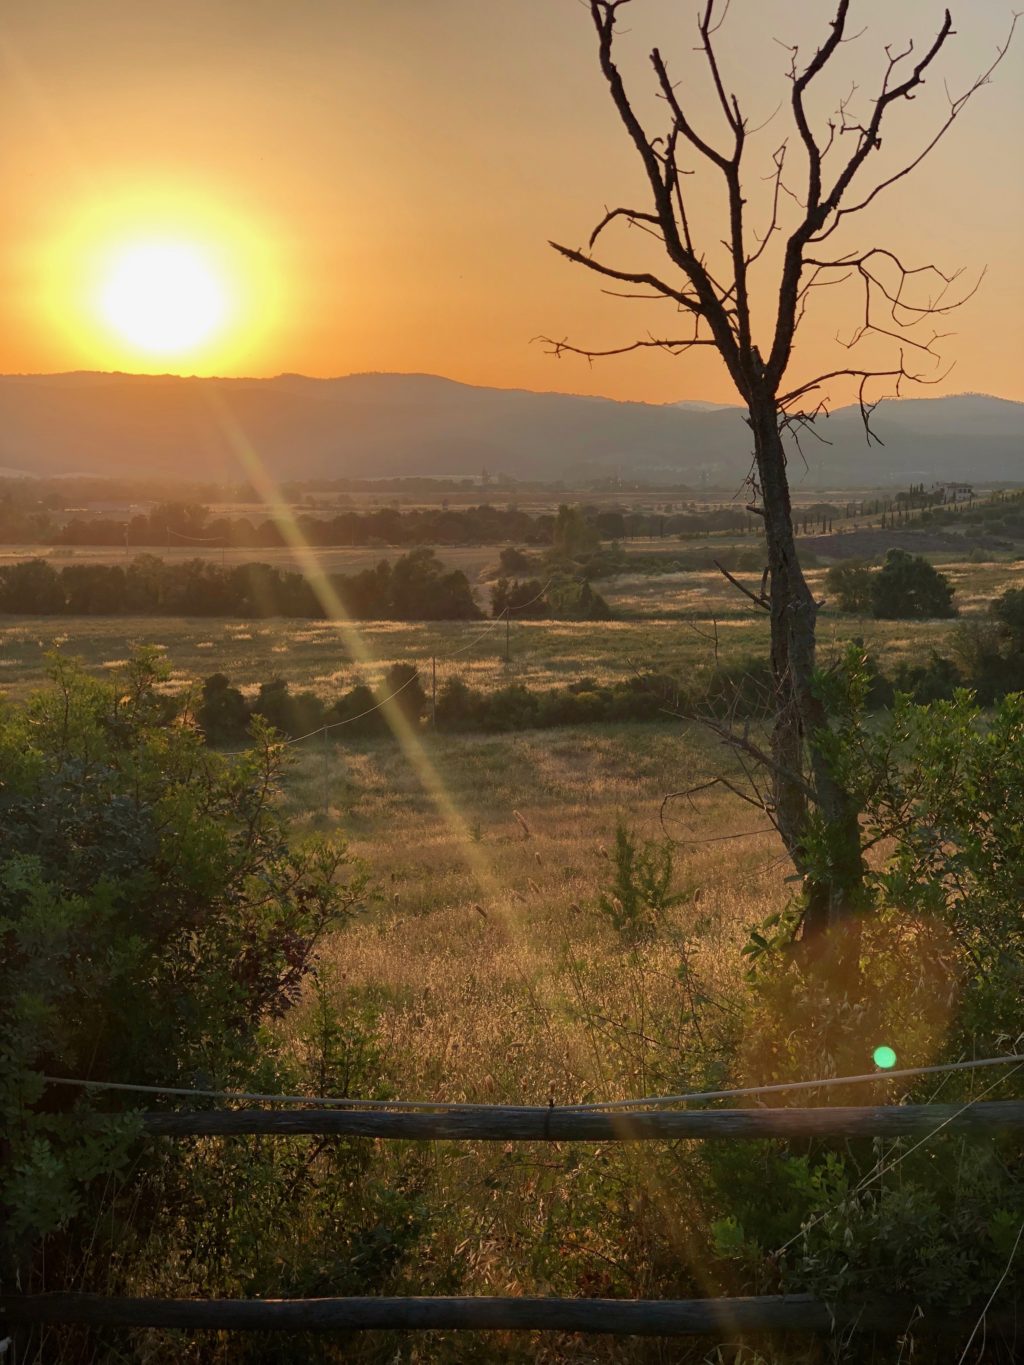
[0,371,1019,487]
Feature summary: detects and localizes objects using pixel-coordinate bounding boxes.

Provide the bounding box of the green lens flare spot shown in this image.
[873,1046,897,1070]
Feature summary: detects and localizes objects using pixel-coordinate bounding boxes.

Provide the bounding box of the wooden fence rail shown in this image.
[1,1292,1017,1337]
[9,1099,1021,1343]
[137,1099,1024,1141]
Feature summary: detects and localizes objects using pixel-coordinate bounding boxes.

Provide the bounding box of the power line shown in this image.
[216,578,557,755]
[38,1052,1024,1116]
[220,670,423,755]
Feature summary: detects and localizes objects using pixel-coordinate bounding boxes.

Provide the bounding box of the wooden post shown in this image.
[431,656,436,728]
[504,608,510,663]
[321,726,328,819]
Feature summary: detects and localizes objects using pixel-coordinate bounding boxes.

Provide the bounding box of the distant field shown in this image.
[0,541,505,582]
[3,559,1019,701]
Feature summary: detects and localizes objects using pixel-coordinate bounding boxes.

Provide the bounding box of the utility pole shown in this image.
[504,608,510,663]
[321,726,329,820]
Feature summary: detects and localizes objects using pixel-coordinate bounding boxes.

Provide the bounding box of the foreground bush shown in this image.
[711,683,1024,1331]
[0,652,368,1277]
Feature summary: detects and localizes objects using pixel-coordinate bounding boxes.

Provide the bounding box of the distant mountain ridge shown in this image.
[0,371,1020,487]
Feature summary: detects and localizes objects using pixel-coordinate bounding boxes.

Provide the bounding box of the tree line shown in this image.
[0,550,614,623]
[1,493,765,550]
[196,667,676,743]
[0,550,481,620]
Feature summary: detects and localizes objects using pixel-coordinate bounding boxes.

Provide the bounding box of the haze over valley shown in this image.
[1,371,1020,487]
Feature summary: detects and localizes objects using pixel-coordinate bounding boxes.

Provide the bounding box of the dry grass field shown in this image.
[10,557,1022,1362]
[236,723,789,1360]
[283,723,764,1106]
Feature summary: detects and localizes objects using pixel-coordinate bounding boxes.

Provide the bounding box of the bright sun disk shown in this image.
[98,241,228,355]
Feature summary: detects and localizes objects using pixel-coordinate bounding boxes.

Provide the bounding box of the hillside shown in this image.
[0,372,1019,487]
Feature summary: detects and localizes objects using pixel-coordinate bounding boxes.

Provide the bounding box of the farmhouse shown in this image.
[930,481,974,503]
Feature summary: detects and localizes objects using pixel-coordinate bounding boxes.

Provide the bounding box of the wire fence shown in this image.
[39,1051,1024,1115]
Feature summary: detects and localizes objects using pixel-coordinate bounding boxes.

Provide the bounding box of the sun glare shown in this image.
[39,187,284,374]
[98,241,228,355]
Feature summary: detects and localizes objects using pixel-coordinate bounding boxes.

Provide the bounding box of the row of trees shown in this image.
[197,668,675,743]
[0,550,482,620]
[7,496,766,551]
[490,575,612,620]
[197,602,1024,745]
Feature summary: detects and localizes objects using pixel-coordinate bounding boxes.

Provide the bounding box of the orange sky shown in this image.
[1,0,1021,406]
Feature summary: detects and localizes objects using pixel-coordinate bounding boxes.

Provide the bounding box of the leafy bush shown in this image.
[827,552,958,620]
[382,662,427,722]
[596,822,684,940]
[825,559,873,614]
[890,649,963,703]
[702,671,1024,1321]
[498,545,532,574]
[251,677,325,737]
[0,651,368,1271]
[871,548,957,619]
[992,585,1024,652]
[546,576,613,620]
[196,671,249,743]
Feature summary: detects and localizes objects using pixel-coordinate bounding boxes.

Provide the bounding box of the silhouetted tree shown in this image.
[551,504,599,560]
[197,673,249,743]
[871,550,956,619]
[547,0,1015,947]
[491,577,549,619]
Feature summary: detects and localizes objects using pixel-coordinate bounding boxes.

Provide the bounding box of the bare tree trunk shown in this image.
[750,384,866,948]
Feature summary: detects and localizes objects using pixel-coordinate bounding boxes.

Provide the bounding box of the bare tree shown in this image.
[547,1,1016,951]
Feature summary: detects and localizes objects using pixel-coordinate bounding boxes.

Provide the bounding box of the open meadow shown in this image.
[2,559,1020,704]
[5,551,1023,1363]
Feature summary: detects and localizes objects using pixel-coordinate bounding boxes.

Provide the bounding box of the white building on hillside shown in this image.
[930,482,973,503]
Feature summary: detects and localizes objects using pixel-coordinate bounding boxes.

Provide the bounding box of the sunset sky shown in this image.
[1,0,1021,406]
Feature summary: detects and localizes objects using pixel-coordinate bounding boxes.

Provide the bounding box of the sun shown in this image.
[39,186,285,373]
[98,240,229,356]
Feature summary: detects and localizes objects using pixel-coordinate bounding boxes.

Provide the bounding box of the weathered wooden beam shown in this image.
[134,1100,1024,1141]
[0,1292,1015,1336]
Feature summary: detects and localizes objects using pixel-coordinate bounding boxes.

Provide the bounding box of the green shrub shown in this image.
[596,822,684,940]
[992,585,1024,652]
[491,576,549,618]
[891,649,963,703]
[825,559,874,614]
[546,576,613,620]
[0,651,368,1273]
[871,548,957,619]
[706,677,1024,1320]
[382,661,427,723]
[197,671,250,743]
